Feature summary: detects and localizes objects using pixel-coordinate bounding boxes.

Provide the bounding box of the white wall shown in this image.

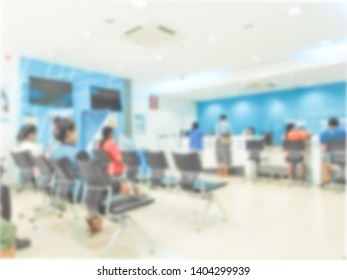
[132,82,197,149]
[0,56,20,184]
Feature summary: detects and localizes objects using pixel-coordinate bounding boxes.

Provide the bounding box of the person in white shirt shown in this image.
[13,124,43,157]
[215,114,232,176]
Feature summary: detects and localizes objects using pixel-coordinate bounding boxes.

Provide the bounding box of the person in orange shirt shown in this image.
[283,123,311,180]
[97,126,135,194]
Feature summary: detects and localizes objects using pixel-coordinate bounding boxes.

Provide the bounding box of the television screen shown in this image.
[91,86,121,111]
[29,77,72,107]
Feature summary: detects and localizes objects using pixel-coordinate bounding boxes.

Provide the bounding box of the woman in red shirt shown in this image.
[98,126,131,194]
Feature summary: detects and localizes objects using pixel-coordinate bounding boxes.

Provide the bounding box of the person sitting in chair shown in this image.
[320,117,346,185]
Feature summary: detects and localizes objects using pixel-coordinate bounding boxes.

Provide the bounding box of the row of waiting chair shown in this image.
[96,150,228,230]
[10,151,155,254]
[10,149,228,254]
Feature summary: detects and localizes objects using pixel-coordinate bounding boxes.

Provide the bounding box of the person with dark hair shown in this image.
[215,114,232,176]
[320,117,346,184]
[283,123,310,180]
[13,124,43,157]
[189,122,204,152]
[50,118,80,193]
[244,126,255,137]
[97,126,125,178]
[50,119,100,232]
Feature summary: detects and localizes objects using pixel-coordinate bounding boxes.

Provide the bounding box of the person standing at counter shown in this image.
[320,117,346,185]
[215,114,232,177]
[283,123,310,180]
[189,122,204,154]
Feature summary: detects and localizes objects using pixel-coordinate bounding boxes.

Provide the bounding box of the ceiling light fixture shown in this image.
[131,0,147,9]
[287,6,302,16]
[81,31,91,38]
[105,18,115,24]
[154,54,163,61]
[208,35,218,43]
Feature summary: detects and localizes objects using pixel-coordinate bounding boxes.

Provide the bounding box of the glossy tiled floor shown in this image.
[10,176,345,259]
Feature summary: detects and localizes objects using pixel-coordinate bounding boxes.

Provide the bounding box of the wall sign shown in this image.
[149,95,158,110]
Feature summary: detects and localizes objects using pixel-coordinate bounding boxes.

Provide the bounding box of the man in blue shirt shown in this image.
[189,122,204,152]
[320,117,346,184]
[215,114,232,137]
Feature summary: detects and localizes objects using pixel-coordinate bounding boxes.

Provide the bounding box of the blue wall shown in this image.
[197,82,346,143]
[18,57,131,149]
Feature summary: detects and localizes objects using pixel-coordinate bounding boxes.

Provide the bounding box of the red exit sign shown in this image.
[150,95,158,110]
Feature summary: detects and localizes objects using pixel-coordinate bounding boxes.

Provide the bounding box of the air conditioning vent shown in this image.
[157,25,176,35]
[121,22,182,49]
[124,25,143,36]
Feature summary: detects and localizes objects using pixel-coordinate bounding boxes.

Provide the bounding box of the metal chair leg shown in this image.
[214,196,227,222]
[128,216,155,254]
[197,195,213,232]
[102,217,126,255]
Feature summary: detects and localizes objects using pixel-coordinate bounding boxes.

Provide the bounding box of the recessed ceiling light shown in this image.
[320,39,332,46]
[208,35,218,42]
[287,6,302,16]
[81,31,91,38]
[252,55,260,62]
[154,54,163,61]
[131,0,147,9]
[105,18,114,24]
[244,23,255,30]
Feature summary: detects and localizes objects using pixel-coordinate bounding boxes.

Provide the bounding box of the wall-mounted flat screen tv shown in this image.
[91,86,122,111]
[29,77,73,107]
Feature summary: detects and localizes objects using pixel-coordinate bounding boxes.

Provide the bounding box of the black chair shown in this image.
[283,140,306,181]
[246,139,264,164]
[34,156,56,193]
[172,152,227,230]
[77,159,155,254]
[245,139,264,179]
[51,157,81,205]
[76,150,90,161]
[93,150,110,172]
[145,151,177,188]
[122,150,141,183]
[10,151,36,191]
[30,156,62,223]
[327,139,346,188]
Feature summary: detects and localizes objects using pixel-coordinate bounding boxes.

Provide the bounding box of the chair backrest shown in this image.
[283,140,305,151]
[77,160,108,187]
[11,151,34,169]
[145,151,168,170]
[34,156,55,176]
[246,139,264,151]
[52,157,77,181]
[122,150,140,167]
[93,150,110,168]
[76,150,90,161]
[173,152,202,173]
[327,139,346,165]
[77,160,109,214]
[327,139,346,152]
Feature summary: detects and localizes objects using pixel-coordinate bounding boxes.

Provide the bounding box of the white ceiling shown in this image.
[3,0,347,99]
